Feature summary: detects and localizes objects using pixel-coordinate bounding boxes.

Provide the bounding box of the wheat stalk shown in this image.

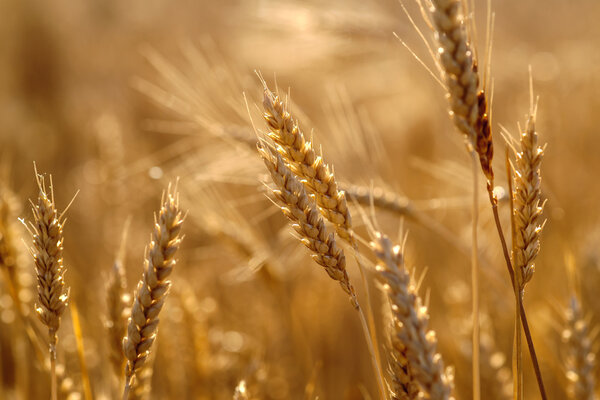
[563,296,596,400]
[122,186,184,400]
[371,231,453,400]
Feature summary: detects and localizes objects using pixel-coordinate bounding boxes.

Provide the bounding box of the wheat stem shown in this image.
[470,152,481,400]
[486,184,547,400]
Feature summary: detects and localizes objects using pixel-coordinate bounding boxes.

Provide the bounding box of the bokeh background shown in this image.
[1,0,600,399]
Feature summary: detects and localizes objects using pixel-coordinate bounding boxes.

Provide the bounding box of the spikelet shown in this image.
[372,232,453,400]
[512,114,545,289]
[258,144,358,308]
[122,187,184,395]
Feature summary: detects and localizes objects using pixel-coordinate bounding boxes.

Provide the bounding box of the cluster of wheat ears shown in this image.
[0,0,597,399]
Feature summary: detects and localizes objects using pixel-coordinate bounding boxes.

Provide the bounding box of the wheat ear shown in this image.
[429,0,479,144]
[562,296,596,400]
[122,186,184,400]
[259,145,388,399]
[512,113,545,291]
[371,231,453,400]
[26,170,70,400]
[262,87,354,244]
[262,86,387,396]
[258,145,357,306]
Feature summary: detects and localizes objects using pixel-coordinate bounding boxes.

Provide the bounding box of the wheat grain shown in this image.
[371,231,453,400]
[122,186,184,399]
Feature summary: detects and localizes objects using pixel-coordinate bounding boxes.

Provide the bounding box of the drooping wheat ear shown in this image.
[475,90,494,182]
[0,185,22,306]
[262,86,354,245]
[430,0,480,145]
[258,144,358,308]
[512,114,545,290]
[27,171,70,359]
[371,232,453,400]
[122,187,184,399]
[106,257,130,379]
[562,296,596,400]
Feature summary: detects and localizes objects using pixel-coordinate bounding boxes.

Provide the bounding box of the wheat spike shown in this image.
[262,86,354,245]
[122,186,184,399]
[27,171,70,358]
[512,114,545,289]
[429,0,480,145]
[562,296,596,400]
[258,144,358,308]
[372,231,453,400]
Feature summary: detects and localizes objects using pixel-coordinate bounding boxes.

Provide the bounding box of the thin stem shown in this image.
[122,376,132,400]
[352,247,386,400]
[515,289,523,400]
[357,305,387,400]
[49,335,57,400]
[486,184,547,400]
[470,153,481,400]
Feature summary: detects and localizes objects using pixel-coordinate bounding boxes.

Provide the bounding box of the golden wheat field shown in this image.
[1,0,600,399]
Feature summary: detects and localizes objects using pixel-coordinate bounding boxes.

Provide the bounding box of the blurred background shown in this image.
[1,0,600,399]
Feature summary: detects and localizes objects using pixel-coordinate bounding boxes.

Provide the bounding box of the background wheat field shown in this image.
[1,0,599,399]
